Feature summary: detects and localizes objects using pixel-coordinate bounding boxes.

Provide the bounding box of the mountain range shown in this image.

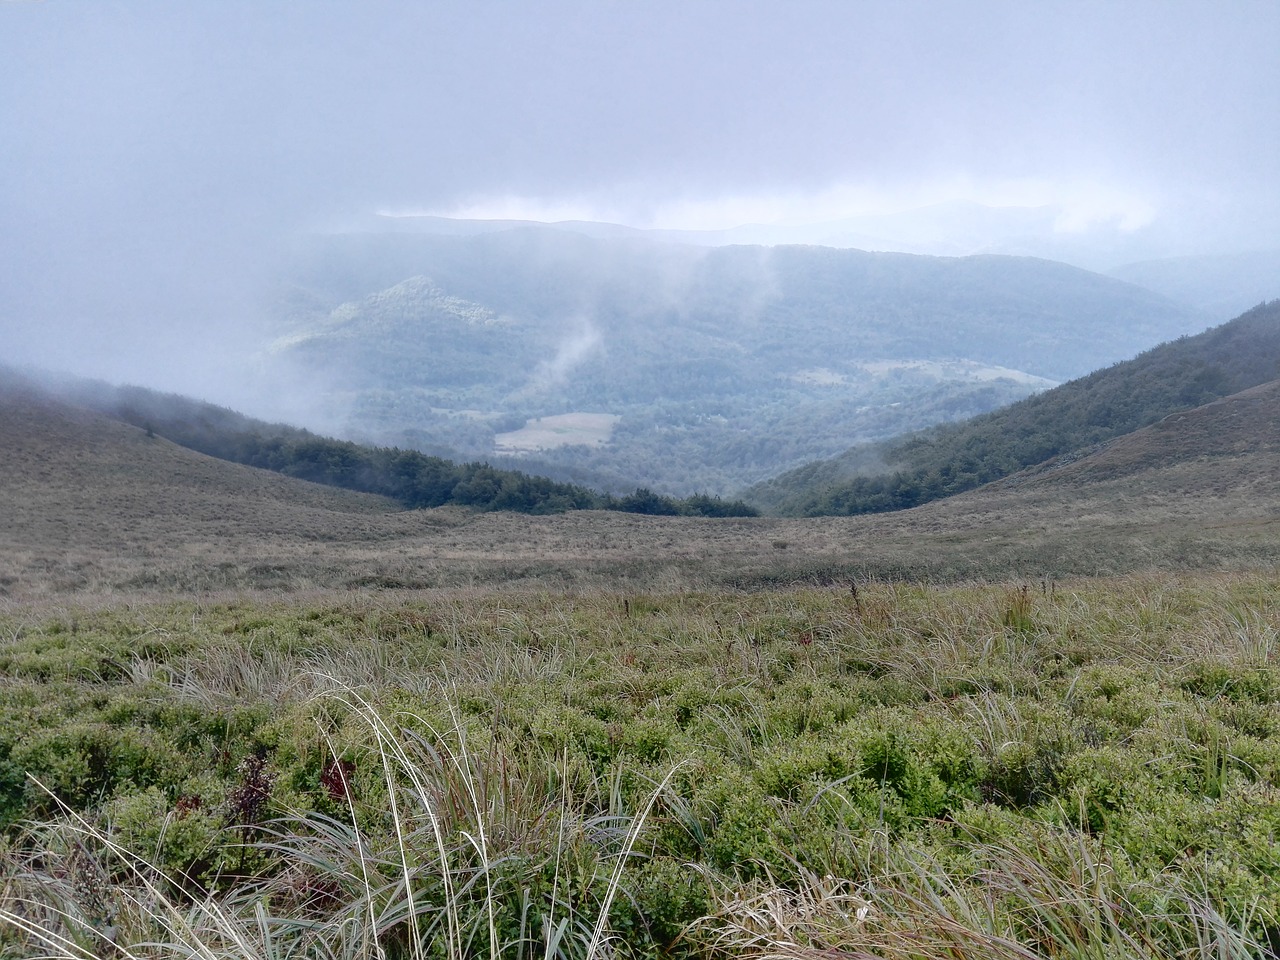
[367,206,1280,285]
[265,225,1208,494]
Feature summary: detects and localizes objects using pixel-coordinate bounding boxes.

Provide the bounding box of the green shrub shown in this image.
[104,785,229,888]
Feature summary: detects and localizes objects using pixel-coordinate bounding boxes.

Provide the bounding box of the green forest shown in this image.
[48,377,758,518]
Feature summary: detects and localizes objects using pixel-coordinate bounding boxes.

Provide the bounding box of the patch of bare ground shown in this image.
[2,378,1278,603]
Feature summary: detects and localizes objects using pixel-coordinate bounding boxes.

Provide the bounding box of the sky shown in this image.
[2,0,1278,396]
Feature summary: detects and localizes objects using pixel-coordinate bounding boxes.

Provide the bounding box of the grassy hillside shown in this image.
[990,378,1280,490]
[749,299,1280,516]
[0,378,401,555]
[265,229,1203,494]
[4,364,1280,601]
[6,365,1280,955]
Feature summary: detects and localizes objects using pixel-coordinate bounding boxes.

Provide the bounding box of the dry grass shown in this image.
[0,694,676,960]
[2,379,1279,604]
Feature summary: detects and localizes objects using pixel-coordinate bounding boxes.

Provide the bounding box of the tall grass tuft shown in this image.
[690,826,1271,960]
[0,687,677,960]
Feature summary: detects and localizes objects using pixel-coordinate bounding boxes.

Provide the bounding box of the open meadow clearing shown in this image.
[494,414,623,455]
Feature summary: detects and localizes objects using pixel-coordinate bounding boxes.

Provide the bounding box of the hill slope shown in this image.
[932,378,1280,522]
[876,378,1280,573]
[0,380,404,585]
[266,228,1205,493]
[4,371,1279,599]
[993,378,1280,491]
[749,299,1280,515]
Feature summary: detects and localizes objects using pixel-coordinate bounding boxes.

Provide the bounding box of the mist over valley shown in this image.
[5,6,1280,957]
[254,225,1212,496]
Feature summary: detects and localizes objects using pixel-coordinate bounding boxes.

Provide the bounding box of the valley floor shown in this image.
[4,470,1278,601]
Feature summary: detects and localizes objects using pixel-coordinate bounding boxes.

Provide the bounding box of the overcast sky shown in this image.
[2,0,1278,392]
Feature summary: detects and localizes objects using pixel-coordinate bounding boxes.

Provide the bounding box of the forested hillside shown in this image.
[749,299,1280,515]
[14,372,756,517]
[264,226,1203,494]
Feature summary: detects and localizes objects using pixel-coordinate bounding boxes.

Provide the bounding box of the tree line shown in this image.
[212,431,757,516]
[98,390,758,517]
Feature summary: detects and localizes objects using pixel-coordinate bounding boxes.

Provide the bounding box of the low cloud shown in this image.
[529,320,603,393]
